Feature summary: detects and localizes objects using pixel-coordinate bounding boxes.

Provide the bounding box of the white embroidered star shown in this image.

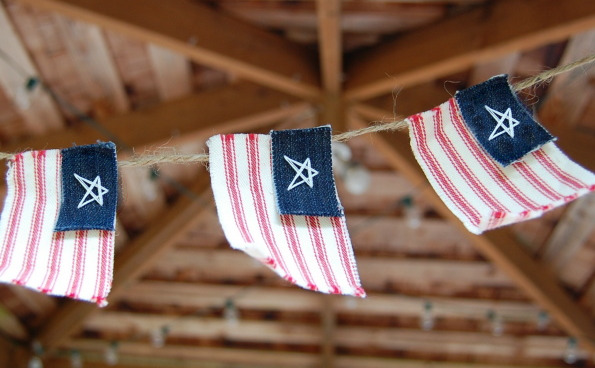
[284,155,319,191]
[485,105,520,141]
[74,173,109,208]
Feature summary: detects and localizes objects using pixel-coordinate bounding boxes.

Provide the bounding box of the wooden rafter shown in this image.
[344,0,595,101]
[350,105,595,352]
[0,2,63,134]
[0,82,308,153]
[17,0,322,100]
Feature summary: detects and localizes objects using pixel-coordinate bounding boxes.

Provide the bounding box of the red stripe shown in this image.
[67,231,87,298]
[435,105,509,216]
[93,231,109,303]
[330,217,364,297]
[245,134,289,275]
[306,216,339,294]
[222,135,253,243]
[14,151,48,284]
[448,99,541,211]
[41,231,64,293]
[512,161,562,201]
[0,154,27,276]
[280,215,317,291]
[410,112,481,226]
[532,148,587,190]
[39,152,63,292]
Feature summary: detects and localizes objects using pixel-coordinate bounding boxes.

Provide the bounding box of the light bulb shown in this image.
[331,142,352,163]
[344,163,370,195]
[14,77,39,110]
[28,356,43,368]
[401,196,422,229]
[344,297,358,310]
[537,311,550,331]
[70,350,83,368]
[151,326,169,348]
[563,337,578,364]
[104,342,118,366]
[487,310,504,336]
[224,299,239,327]
[420,301,434,331]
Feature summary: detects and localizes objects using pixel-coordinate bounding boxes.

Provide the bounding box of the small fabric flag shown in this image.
[0,142,118,306]
[408,76,595,234]
[207,131,365,297]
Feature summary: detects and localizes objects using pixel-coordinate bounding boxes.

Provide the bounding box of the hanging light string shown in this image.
[0,53,592,166]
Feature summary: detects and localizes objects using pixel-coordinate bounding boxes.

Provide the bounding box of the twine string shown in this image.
[5,53,595,167]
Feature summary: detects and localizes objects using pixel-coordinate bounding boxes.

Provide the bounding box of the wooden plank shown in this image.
[469,53,520,85]
[17,0,321,99]
[542,194,595,271]
[55,17,129,113]
[122,281,543,322]
[316,0,342,94]
[33,175,213,351]
[351,105,595,352]
[320,296,336,368]
[344,0,595,100]
[0,82,307,153]
[57,340,319,368]
[75,312,582,359]
[47,347,565,368]
[538,30,595,128]
[0,2,63,133]
[147,44,192,101]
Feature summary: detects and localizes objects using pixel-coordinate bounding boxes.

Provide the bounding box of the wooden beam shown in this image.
[320,296,336,368]
[344,0,595,100]
[0,2,63,133]
[350,105,595,352]
[17,0,321,99]
[0,82,308,153]
[316,0,342,94]
[33,175,213,351]
[147,44,192,101]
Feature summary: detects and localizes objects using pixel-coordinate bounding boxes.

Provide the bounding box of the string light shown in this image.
[70,350,83,368]
[151,325,170,348]
[537,310,550,331]
[331,142,370,195]
[28,356,43,368]
[224,298,239,327]
[563,337,578,364]
[420,300,435,331]
[400,196,422,229]
[15,77,40,110]
[487,310,504,336]
[104,341,119,366]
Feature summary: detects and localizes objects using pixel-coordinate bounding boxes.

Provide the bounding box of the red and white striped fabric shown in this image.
[408,98,595,234]
[207,133,365,297]
[0,150,114,306]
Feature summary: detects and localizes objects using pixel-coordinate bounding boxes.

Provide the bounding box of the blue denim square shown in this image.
[271,126,343,217]
[455,75,555,166]
[55,142,118,231]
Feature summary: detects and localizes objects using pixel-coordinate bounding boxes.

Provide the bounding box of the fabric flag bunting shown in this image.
[0,142,118,306]
[407,75,595,234]
[207,128,365,297]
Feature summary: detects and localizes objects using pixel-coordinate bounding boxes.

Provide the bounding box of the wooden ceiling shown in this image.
[0,0,594,367]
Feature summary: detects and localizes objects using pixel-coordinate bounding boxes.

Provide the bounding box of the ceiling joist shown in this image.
[344,0,595,101]
[16,0,322,100]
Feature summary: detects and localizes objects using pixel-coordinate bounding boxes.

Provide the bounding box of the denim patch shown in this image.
[55,142,118,231]
[455,75,555,167]
[271,126,343,217]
